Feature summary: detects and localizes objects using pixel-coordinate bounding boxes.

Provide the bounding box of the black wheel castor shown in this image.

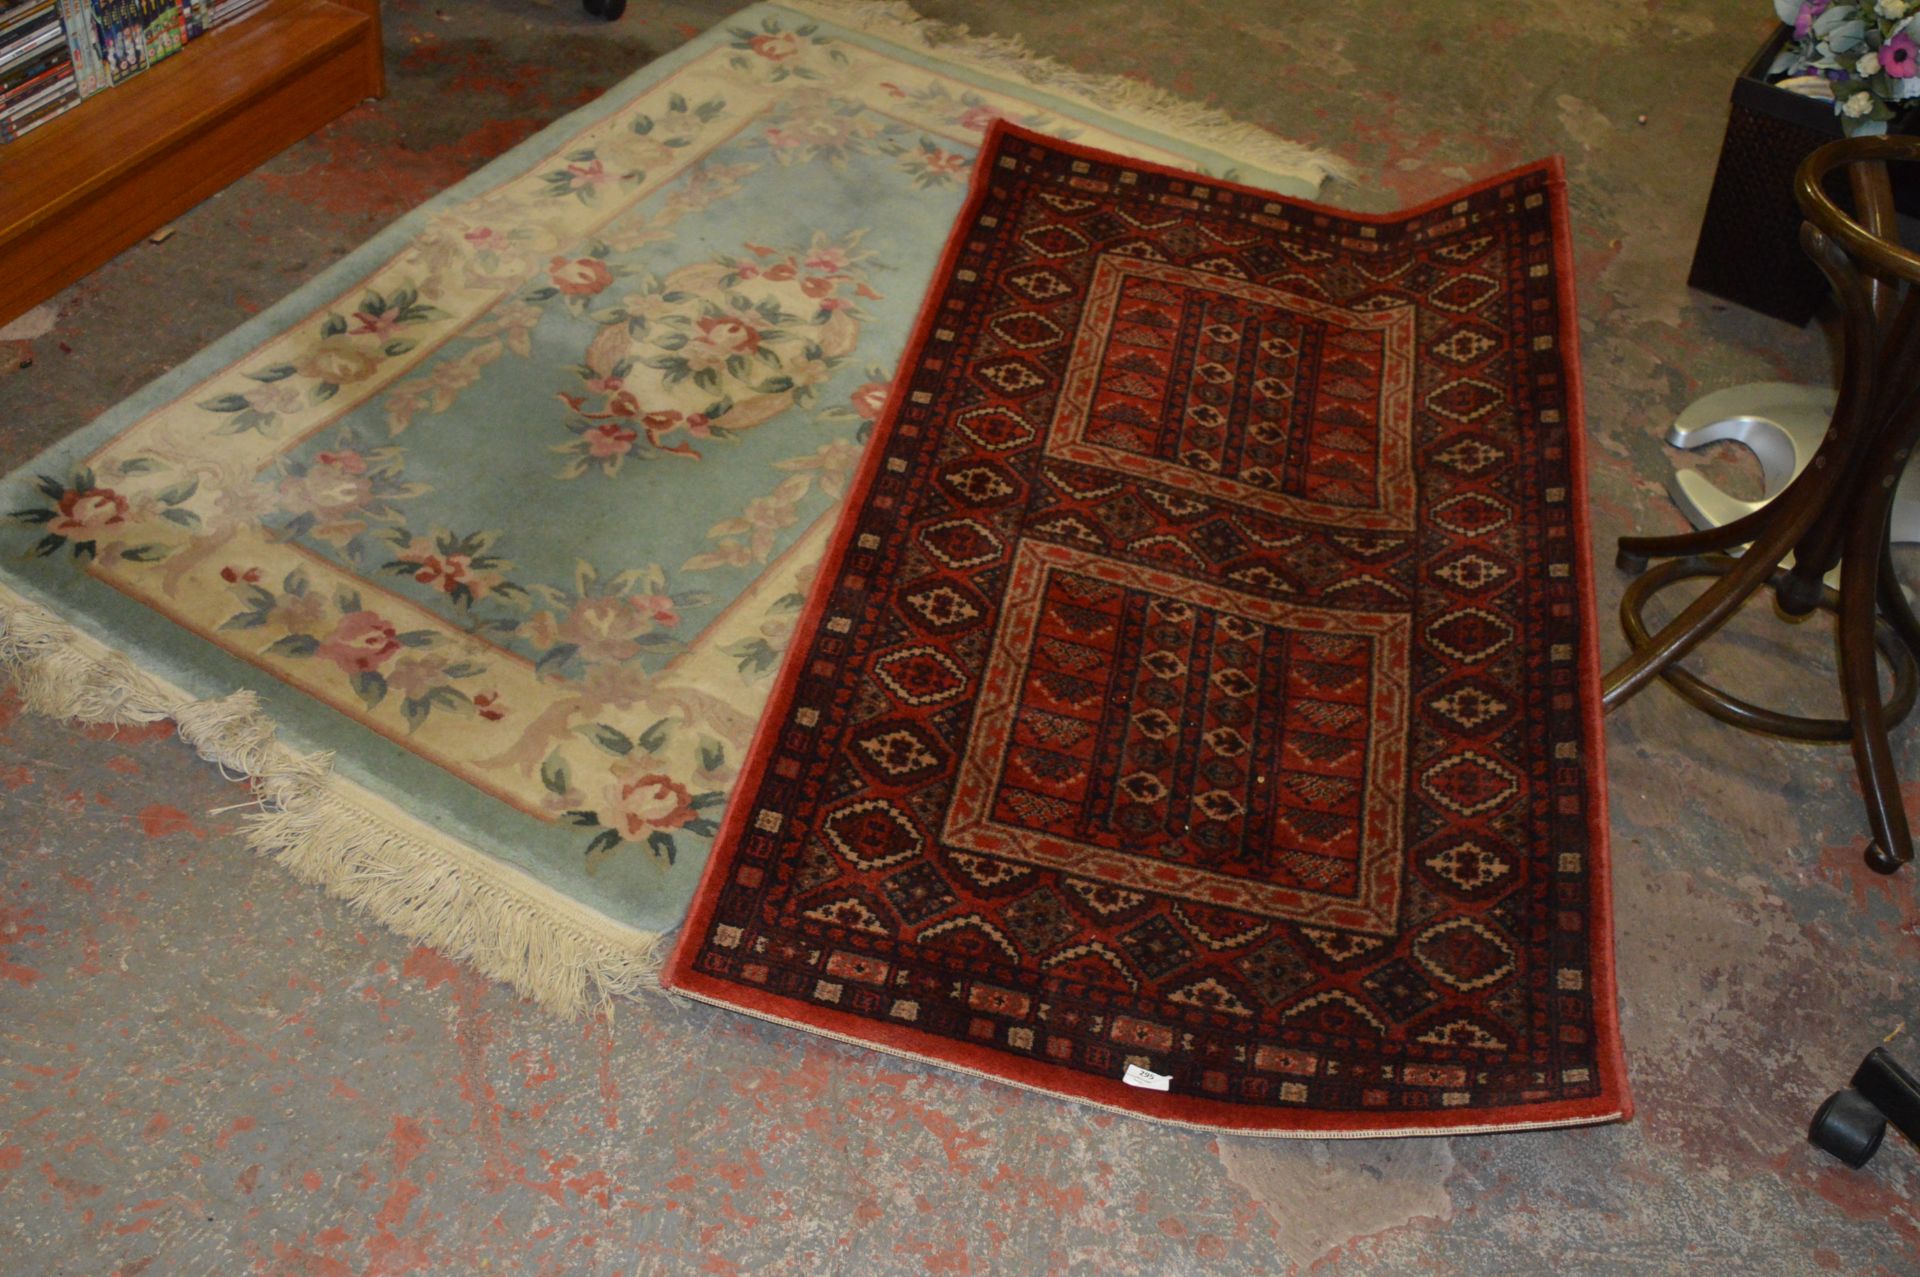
[1811,1088,1888,1168]
[583,0,626,19]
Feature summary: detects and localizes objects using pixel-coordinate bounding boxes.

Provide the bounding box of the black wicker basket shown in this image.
[1688,26,1918,324]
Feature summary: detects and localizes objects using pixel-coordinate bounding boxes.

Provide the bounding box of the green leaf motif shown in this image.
[156,478,198,506]
[587,828,622,855]
[588,723,634,755]
[352,670,387,709]
[402,697,431,733]
[540,755,571,796]
[646,830,677,864]
[636,717,672,754]
[534,643,579,676]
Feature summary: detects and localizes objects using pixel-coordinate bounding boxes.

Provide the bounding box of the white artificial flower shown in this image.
[1877,0,1908,19]
[1844,89,1875,115]
[1860,50,1884,75]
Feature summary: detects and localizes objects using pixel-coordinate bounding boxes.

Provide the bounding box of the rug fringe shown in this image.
[0,583,666,1018]
[779,0,1353,187]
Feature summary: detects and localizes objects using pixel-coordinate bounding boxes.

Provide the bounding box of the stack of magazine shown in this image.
[1,0,262,143]
[0,1,80,140]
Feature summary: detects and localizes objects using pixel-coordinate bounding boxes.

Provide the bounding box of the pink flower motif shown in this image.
[567,159,610,186]
[550,256,615,296]
[50,488,131,540]
[474,691,508,722]
[220,565,263,585]
[804,245,850,274]
[315,450,366,475]
[851,381,891,421]
[280,457,374,521]
[922,148,967,174]
[316,611,402,676]
[351,310,402,339]
[748,32,800,61]
[385,653,448,700]
[558,595,677,664]
[246,383,303,415]
[686,315,764,370]
[464,226,511,253]
[629,593,680,630]
[956,105,1004,133]
[412,553,473,594]
[1886,29,1918,77]
[585,422,638,458]
[603,772,697,841]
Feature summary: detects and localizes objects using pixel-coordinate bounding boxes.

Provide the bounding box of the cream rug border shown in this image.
[784,0,1352,187]
[0,582,662,1016]
[1,1,1342,1018]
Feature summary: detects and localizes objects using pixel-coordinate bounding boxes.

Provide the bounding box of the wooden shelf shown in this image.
[0,0,384,327]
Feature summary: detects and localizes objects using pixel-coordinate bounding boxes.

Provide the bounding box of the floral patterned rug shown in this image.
[0,0,1339,1014]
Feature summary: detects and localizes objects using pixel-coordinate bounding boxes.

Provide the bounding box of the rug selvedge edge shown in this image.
[0,581,668,1017]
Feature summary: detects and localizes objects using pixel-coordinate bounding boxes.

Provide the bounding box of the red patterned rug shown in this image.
[664,123,1631,1135]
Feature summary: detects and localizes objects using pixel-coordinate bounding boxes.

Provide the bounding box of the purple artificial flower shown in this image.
[1795,0,1831,39]
[1886,29,1919,77]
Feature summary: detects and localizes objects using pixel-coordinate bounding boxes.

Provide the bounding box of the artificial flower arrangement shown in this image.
[1772,0,1920,134]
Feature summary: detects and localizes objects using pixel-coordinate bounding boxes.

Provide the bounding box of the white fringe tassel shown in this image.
[0,584,666,1018]
[780,0,1353,187]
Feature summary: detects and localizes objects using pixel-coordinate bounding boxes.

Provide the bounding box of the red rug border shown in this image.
[664,121,1634,1135]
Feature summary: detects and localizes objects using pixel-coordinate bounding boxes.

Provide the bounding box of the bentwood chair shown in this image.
[1604,133,1920,874]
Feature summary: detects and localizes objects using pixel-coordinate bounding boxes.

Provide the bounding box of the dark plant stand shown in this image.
[1688,27,1918,324]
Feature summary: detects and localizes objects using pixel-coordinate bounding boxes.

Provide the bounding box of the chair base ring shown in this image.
[1619,554,1919,742]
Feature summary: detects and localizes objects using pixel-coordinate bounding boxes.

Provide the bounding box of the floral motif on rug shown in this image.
[0,4,1334,1008]
[665,124,1630,1134]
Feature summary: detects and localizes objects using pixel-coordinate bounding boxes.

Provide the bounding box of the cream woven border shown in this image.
[0,583,663,1016]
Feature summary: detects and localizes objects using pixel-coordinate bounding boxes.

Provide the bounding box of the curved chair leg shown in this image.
[1840,512,1915,873]
[1617,498,1796,570]
[1878,542,1920,664]
[1602,496,1832,710]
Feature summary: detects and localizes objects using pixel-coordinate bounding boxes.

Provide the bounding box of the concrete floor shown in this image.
[3,0,1919,1272]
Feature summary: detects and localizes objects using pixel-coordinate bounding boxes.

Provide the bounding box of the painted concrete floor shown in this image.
[4,0,1920,1272]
